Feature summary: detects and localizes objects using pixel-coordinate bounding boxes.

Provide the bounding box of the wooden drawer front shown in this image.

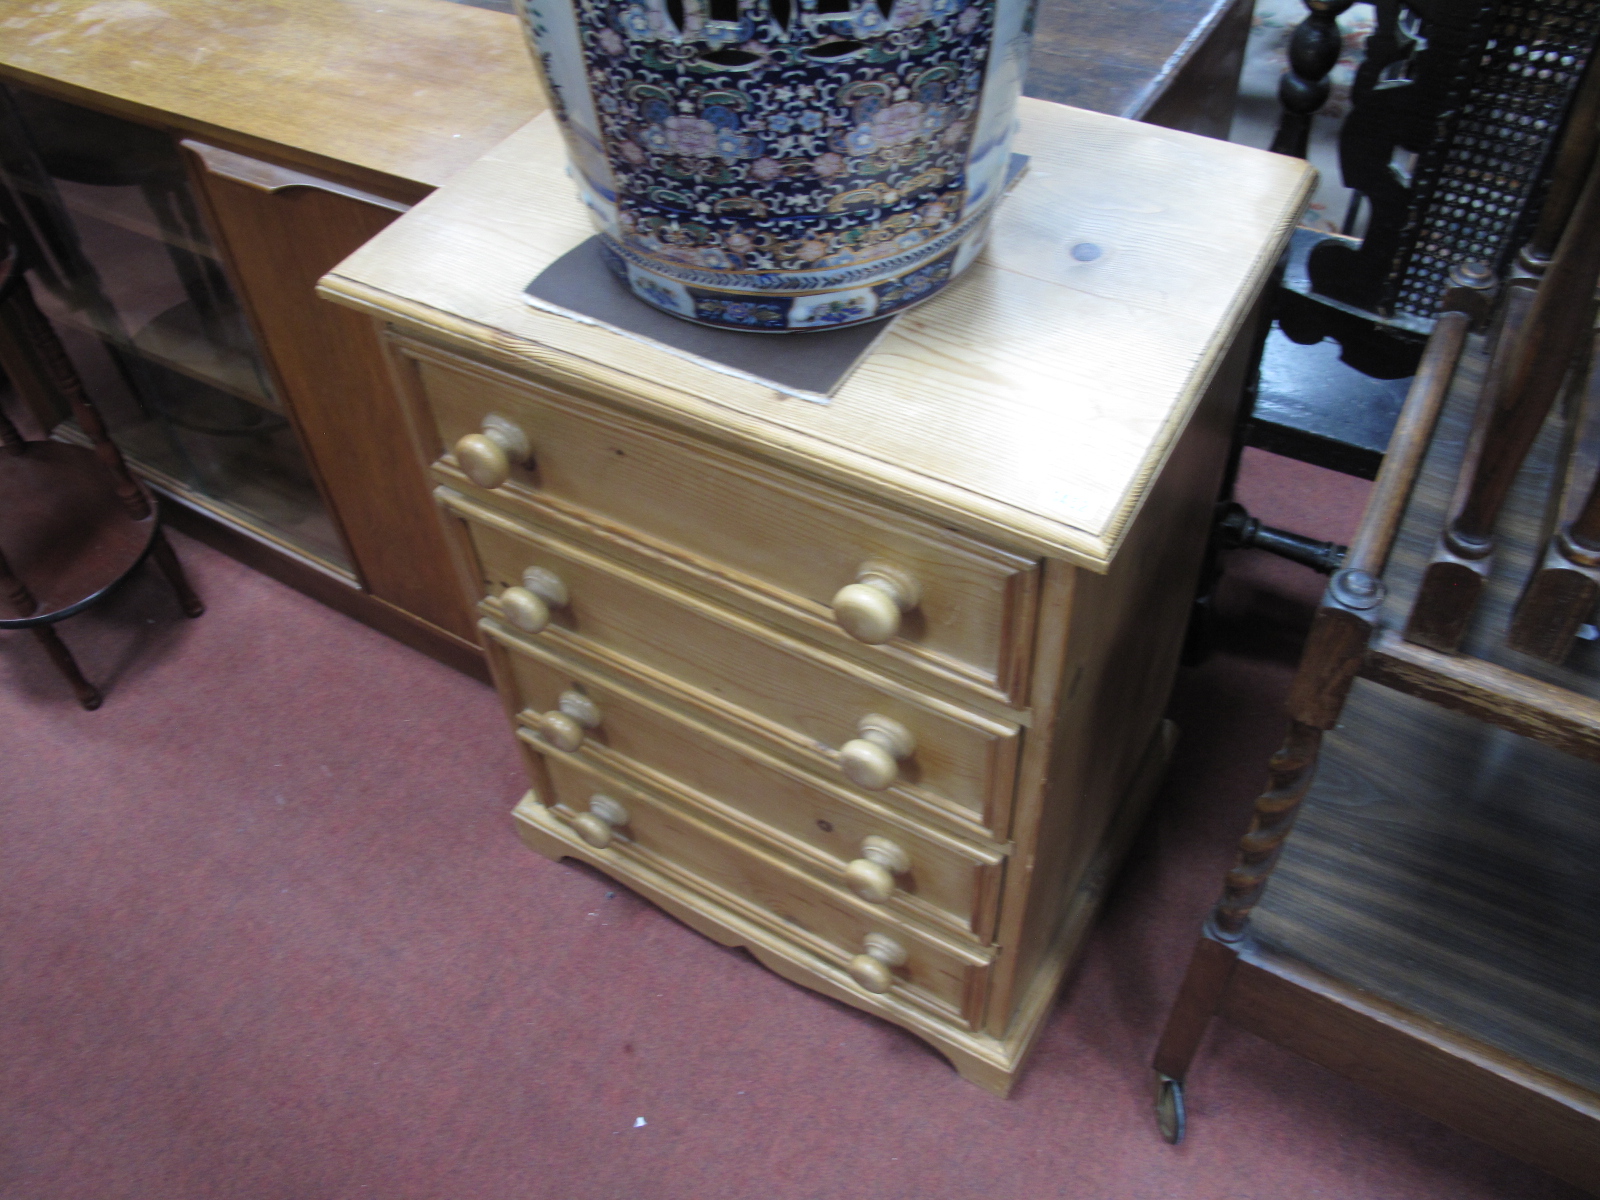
[523,750,993,1025]
[443,489,1022,839]
[407,342,1039,705]
[490,625,1006,942]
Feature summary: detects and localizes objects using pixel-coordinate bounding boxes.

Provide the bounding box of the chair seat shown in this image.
[0,441,156,627]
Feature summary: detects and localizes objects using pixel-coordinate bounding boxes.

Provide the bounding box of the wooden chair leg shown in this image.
[1150,273,1481,1150]
[1150,933,1241,1143]
[147,530,204,618]
[1150,720,1324,1144]
[30,624,101,710]
[1508,533,1600,662]
[1508,426,1600,661]
[1406,149,1600,652]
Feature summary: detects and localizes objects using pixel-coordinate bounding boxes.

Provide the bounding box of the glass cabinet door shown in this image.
[0,85,351,572]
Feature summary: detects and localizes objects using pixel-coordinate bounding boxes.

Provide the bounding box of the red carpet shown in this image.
[1,450,1583,1200]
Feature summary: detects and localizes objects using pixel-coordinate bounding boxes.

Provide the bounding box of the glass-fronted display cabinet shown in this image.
[0,85,351,572]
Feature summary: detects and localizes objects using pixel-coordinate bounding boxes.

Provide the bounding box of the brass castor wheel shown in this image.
[1155,1072,1186,1144]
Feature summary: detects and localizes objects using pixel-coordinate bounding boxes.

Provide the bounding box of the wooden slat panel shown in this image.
[1251,678,1600,1097]
[1222,949,1600,1196]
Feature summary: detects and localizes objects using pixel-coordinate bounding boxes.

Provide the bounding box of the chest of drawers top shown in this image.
[321,99,1312,571]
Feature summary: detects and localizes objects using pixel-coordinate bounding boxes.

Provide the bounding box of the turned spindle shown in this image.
[1270,0,1356,159]
[1507,458,1600,662]
[1407,150,1600,652]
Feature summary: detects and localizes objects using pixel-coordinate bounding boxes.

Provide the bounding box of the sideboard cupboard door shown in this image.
[182,141,477,656]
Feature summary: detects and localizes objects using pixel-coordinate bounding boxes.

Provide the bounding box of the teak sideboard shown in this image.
[0,0,545,676]
[320,102,1312,1091]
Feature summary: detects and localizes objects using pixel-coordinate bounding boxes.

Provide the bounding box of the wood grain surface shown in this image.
[1363,630,1600,761]
[336,95,1298,1091]
[322,102,1313,568]
[1250,677,1600,1097]
[402,338,1040,705]
[0,0,545,201]
[480,613,1016,844]
[1027,0,1251,139]
[510,783,1018,1082]
[988,300,1251,1026]
[441,489,1022,830]
[1221,947,1600,1196]
[510,713,1176,1095]
[514,764,992,1023]
[487,619,1008,942]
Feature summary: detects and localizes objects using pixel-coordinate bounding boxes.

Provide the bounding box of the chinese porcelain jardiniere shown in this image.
[516,0,1033,331]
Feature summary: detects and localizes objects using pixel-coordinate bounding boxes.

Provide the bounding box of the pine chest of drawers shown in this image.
[320,99,1312,1093]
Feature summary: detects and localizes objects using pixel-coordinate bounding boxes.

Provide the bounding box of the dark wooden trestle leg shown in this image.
[5,227,203,626]
[29,625,102,710]
[147,530,205,618]
[0,543,102,710]
[3,248,151,521]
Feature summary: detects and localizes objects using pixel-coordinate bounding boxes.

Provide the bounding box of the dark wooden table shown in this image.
[1025,0,1252,139]
[453,0,1254,139]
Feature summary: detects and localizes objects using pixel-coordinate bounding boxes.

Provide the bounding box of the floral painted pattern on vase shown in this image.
[517,0,1034,330]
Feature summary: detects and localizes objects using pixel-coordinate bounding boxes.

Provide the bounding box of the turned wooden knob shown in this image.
[844,835,911,903]
[847,932,908,994]
[838,714,915,791]
[454,413,531,489]
[571,794,629,848]
[831,561,921,645]
[500,587,548,634]
[499,566,569,635]
[535,689,602,751]
[535,711,584,751]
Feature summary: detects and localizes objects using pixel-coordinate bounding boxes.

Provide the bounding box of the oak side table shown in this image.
[320,99,1311,1093]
